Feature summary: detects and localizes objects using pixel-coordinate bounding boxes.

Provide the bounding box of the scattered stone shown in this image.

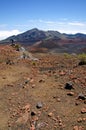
[39,79,45,83]
[37,111,41,117]
[84,100,86,104]
[30,78,34,83]
[67,92,74,96]
[48,112,53,117]
[32,116,38,121]
[78,126,84,130]
[77,117,83,123]
[82,118,86,122]
[36,102,43,109]
[59,71,66,76]
[59,122,63,126]
[57,98,61,102]
[31,111,36,116]
[81,108,86,114]
[6,59,14,65]
[65,82,74,90]
[52,117,57,121]
[78,93,86,100]
[30,116,38,128]
[23,104,30,112]
[22,85,27,89]
[8,122,11,127]
[25,79,29,84]
[30,124,35,130]
[2,76,6,79]
[7,84,14,87]
[36,122,47,129]
[75,101,80,106]
[56,115,60,120]
[53,96,57,99]
[73,126,79,130]
[16,111,29,125]
[53,96,61,102]
[58,119,62,123]
[32,84,36,88]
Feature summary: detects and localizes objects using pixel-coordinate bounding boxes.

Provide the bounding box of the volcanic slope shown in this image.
[0,45,86,130]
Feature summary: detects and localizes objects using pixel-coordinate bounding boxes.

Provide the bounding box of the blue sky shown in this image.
[0,0,86,40]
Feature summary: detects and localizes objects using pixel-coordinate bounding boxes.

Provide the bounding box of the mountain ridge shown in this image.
[0,28,86,53]
[1,28,86,43]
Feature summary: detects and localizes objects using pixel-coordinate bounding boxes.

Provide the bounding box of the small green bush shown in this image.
[11,43,20,51]
[32,61,36,66]
[78,53,86,65]
[64,53,71,58]
[14,44,20,51]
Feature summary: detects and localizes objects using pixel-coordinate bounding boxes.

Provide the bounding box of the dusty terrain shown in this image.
[0,45,86,130]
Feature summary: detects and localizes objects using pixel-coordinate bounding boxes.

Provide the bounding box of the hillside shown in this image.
[0,45,86,130]
[0,28,86,53]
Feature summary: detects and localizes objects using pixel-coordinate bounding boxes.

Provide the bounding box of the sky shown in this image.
[0,0,86,40]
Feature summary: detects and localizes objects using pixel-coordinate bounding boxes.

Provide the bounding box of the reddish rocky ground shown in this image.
[0,45,86,130]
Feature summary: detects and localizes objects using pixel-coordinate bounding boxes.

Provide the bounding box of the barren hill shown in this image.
[1,28,86,53]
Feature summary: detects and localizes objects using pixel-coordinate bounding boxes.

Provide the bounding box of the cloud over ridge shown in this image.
[0,30,21,40]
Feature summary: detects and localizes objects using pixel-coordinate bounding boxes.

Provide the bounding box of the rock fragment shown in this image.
[73,126,84,130]
[36,102,43,109]
[81,108,86,114]
[78,93,86,100]
[48,112,53,117]
[67,92,74,96]
[31,111,36,116]
[65,82,74,90]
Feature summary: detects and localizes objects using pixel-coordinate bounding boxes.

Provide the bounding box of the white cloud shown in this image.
[58,27,86,34]
[58,29,79,34]
[28,19,86,34]
[0,30,21,40]
[38,19,55,24]
[68,22,85,26]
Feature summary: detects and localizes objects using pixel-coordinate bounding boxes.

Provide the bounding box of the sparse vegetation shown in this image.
[11,43,21,51]
[78,53,86,65]
[63,53,71,58]
[32,61,36,66]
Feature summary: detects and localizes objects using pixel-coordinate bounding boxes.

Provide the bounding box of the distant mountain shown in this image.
[0,28,86,53]
[0,28,64,43]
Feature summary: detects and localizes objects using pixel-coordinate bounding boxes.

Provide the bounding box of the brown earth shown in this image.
[0,45,86,130]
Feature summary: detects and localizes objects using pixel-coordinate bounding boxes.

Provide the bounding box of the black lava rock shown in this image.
[78,93,86,100]
[65,82,74,90]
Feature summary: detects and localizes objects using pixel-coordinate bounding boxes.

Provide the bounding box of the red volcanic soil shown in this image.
[0,44,86,130]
